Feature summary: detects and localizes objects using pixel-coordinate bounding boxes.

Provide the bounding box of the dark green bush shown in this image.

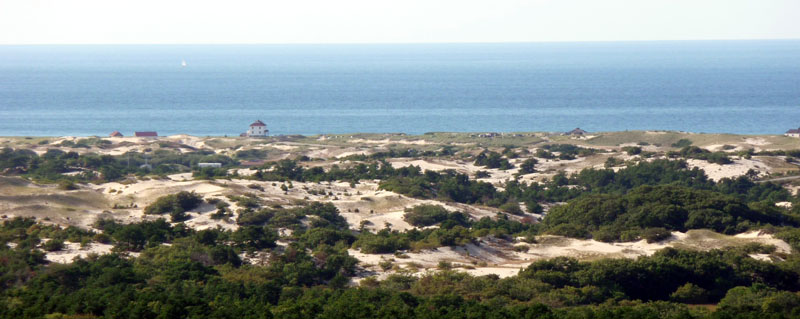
[42,239,65,251]
[519,158,537,174]
[404,205,450,227]
[474,151,514,170]
[641,227,672,243]
[499,201,524,216]
[671,139,693,148]
[144,191,203,219]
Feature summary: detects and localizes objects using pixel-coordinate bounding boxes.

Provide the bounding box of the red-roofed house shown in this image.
[786,128,800,138]
[109,131,123,137]
[246,120,269,137]
[135,131,158,138]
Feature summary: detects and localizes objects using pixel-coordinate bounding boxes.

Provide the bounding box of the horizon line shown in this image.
[2,37,800,46]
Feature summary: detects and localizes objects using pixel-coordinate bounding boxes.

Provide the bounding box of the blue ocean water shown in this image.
[1,41,799,136]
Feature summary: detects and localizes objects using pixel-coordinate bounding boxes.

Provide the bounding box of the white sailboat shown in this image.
[181,60,187,67]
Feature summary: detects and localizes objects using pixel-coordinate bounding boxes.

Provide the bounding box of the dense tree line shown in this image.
[249,159,792,235]
[403,205,453,227]
[543,184,799,241]
[0,147,236,183]
[3,212,800,318]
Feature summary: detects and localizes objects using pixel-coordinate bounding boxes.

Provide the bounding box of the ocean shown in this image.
[1,40,799,136]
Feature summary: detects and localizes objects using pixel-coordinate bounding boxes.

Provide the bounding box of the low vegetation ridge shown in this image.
[1,131,800,318]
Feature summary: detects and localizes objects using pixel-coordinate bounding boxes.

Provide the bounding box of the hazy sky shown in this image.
[1,0,799,44]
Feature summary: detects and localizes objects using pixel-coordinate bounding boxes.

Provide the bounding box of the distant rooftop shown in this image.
[566,128,588,135]
[250,120,266,127]
[135,131,158,137]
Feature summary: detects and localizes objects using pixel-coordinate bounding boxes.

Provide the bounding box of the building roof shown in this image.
[250,120,266,127]
[135,131,158,137]
[787,128,800,134]
[109,131,123,137]
[566,128,588,135]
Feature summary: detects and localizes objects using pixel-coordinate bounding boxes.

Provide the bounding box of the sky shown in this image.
[1,0,799,44]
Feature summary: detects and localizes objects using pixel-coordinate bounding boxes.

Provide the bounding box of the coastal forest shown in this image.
[1,132,800,318]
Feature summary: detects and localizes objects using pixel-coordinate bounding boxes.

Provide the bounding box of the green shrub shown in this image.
[548,224,589,238]
[379,260,394,271]
[604,157,624,168]
[670,283,709,303]
[144,191,203,216]
[93,233,111,244]
[354,231,410,254]
[519,158,537,174]
[474,170,491,178]
[513,245,529,252]
[404,205,450,227]
[474,151,513,170]
[544,184,794,240]
[591,227,621,242]
[671,139,693,148]
[58,180,78,190]
[231,226,278,249]
[170,210,188,222]
[622,146,642,155]
[247,183,264,191]
[42,239,65,251]
[668,146,732,164]
[499,201,523,216]
[525,201,544,215]
[641,227,672,243]
[535,149,556,159]
[227,194,261,209]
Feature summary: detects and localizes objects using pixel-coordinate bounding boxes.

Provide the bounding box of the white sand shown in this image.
[349,229,793,279]
[686,158,764,181]
[744,138,770,146]
[45,241,115,264]
[776,201,793,209]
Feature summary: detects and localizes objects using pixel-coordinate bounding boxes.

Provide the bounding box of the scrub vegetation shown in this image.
[2,132,800,318]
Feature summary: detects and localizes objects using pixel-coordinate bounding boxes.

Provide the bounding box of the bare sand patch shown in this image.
[686,158,764,181]
[45,241,115,264]
[269,144,299,151]
[744,138,770,146]
[350,229,792,279]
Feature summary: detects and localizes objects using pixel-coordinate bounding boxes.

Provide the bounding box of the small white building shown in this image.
[198,163,222,168]
[246,120,269,137]
[785,128,800,138]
